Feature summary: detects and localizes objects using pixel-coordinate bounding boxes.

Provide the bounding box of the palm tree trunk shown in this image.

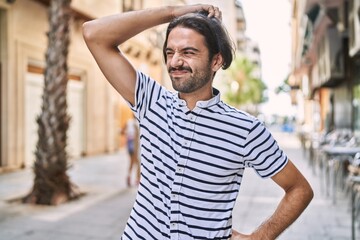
[23,0,80,205]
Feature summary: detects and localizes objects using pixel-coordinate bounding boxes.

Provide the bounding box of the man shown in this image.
[83,4,313,240]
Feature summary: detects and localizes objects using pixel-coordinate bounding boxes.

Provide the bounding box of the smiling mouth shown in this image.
[169,67,192,74]
[170,69,189,76]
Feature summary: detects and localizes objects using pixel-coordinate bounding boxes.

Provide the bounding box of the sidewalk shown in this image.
[0,149,136,240]
[0,131,356,240]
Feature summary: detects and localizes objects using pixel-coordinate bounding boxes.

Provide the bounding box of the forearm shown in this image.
[82,5,213,48]
[83,6,173,48]
[251,183,313,239]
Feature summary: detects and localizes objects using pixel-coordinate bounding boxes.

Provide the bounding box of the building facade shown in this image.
[0,0,164,171]
[290,0,360,134]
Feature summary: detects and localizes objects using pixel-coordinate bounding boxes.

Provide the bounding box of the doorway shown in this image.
[25,66,85,167]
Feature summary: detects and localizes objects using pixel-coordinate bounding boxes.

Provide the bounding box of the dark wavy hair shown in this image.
[163,10,235,70]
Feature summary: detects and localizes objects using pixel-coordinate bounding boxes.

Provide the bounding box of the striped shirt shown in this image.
[122,71,288,240]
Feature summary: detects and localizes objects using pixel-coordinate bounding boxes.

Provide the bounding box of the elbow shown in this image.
[288,179,314,206]
[301,180,314,206]
[82,22,92,42]
[82,21,96,44]
[306,184,314,203]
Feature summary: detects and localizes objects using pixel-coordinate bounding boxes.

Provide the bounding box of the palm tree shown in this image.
[224,57,267,114]
[23,0,80,205]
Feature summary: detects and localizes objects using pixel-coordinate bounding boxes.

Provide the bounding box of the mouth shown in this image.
[169,67,192,77]
[170,70,189,77]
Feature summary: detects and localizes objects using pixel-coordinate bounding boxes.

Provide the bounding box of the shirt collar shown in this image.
[174,88,221,109]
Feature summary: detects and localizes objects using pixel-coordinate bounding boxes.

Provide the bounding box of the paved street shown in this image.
[0,131,356,240]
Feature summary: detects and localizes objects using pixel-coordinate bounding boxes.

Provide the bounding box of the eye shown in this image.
[165,50,174,57]
[183,51,194,56]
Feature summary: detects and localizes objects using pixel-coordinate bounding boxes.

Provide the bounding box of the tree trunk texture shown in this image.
[23,0,80,205]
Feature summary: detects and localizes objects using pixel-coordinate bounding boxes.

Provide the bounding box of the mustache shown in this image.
[168,66,193,73]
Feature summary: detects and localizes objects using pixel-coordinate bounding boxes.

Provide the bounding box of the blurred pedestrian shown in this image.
[83,4,313,240]
[121,115,140,187]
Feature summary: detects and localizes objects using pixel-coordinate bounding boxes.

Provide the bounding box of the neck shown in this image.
[179,88,213,110]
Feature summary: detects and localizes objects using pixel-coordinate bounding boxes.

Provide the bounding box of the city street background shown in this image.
[0,129,353,240]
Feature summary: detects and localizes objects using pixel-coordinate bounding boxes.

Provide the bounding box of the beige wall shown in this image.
[0,0,133,170]
[0,0,167,170]
[71,0,121,18]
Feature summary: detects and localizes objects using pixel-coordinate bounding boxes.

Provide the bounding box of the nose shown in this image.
[169,52,184,67]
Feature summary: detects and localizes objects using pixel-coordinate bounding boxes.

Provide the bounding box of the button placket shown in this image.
[170,111,198,240]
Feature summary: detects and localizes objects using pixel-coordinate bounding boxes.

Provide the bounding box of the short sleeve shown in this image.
[243,119,288,178]
[126,71,163,121]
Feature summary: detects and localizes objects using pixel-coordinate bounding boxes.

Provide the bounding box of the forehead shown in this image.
[167,27,206,49]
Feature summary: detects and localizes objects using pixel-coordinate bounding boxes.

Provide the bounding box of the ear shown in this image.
[211,53,224,72]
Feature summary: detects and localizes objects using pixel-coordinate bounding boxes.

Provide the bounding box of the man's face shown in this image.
[165,27,213,93]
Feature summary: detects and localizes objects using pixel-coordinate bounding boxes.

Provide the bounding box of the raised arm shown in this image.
[82,4,220,105]
[232,160,313,240]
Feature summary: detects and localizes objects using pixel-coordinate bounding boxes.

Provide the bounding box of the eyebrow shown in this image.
[165,47,200,52]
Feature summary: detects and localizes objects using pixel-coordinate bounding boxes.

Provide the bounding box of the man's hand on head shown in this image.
[171,4,222,21]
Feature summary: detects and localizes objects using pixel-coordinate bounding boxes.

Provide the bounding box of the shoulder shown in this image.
[216,101,259,127]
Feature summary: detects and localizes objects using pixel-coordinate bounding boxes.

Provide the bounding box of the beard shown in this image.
[169,65,213,93]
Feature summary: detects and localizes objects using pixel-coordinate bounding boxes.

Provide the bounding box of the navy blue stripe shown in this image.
[140,171,170,202]
[135,199,170,230]
[173,181,241,194]
[125,221,146,240]
[205,105,253,123]
[262,158,288,178]
[173,230,230,240]
[142,142,177,175]
[179,154,241,172]
[137,187,169,216]
[244,133,272,158]
[194,112,250,132]
[174,220,232,231]
[178,163,240,178]
[184,147,243,166]
[141,148,173,179]
[191,128,243,148]
[188,136,241,156]
[130,209,169,239]
[245,139,276,164]
[173,191,237,203]
[139,181,170,212]
[254,146,283,168]
[171,210,232,222]
[174,200,233,212]
[141,130,178,166]
[128,215,155,239]
[136,72,146,111]
[177,172,240,186]
[243,121,263,148]
[122,229,133,240]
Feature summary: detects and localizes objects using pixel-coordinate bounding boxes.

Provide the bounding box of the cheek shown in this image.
[166,59,171,69]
